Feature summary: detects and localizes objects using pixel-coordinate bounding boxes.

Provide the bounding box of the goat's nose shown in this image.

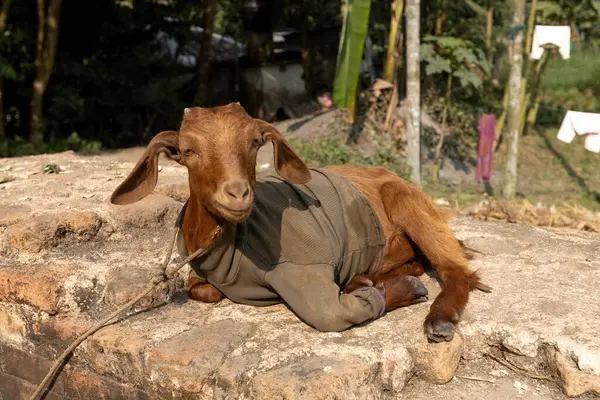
[223,181,250,201]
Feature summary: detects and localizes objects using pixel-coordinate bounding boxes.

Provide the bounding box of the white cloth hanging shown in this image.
[531,25,571,60]
[557,111,600,153]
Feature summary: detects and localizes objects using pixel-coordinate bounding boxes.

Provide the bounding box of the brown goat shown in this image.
[110,103,489,341]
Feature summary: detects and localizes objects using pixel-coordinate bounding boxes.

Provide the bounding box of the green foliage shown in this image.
[0,26,33,82]
[333,0,372,114]
[0,132,102,158]
[537,0,600,28]
[288,137,411,180]
[421,35,490,89]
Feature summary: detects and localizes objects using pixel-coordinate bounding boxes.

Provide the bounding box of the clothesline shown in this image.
[470,102,599,185]
[456,101,587,116]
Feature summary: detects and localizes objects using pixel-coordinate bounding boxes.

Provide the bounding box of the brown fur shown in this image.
[110,103,489,342]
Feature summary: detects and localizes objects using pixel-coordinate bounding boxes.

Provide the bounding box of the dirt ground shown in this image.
[403,358,599,400]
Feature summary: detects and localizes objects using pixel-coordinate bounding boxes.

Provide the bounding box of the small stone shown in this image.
[412,332,464,383]
[513,380,522,389]
[0,305,27,345]
[490,369,509,377]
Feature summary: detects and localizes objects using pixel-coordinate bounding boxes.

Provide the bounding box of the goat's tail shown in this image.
[380,182,484,294]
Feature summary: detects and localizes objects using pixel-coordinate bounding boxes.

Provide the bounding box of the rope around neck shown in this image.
[28,225,220,400]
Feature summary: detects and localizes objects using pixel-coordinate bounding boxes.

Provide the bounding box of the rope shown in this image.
[28,224,219,400]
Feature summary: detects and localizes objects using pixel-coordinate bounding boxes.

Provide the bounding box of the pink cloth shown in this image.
[476,113,497,183]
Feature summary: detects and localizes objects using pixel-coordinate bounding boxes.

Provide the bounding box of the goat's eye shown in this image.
[252,139,262,148]
[183,149,195,157]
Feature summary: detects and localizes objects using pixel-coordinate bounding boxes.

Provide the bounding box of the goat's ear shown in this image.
[110,130,181,205]
[255,119,311,184]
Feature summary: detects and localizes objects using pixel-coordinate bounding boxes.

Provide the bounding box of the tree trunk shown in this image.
[242,0,274,65]
[29,0,62,145]
[502,0,526,200]
[194,0,217,106]
[524,49,551,135]
[523,0,537,64]
[300,4,313,96]
[485,8,493,63]
[518,0,537,136]
[434,12,447,36]
[432,73,452,183]
[0,0,11,139]
[405,0,421,186]
[382,0,404,83]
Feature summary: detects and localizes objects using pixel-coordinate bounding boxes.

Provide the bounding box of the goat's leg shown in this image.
[344,260,425,293]
[380,182,482,343]
[186,275,224,303]
[343,261,428,311]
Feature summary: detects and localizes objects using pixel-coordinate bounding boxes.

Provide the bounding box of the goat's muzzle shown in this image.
[213,180,253,222]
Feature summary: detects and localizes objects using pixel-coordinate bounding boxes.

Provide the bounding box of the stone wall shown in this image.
[1,149,599,399]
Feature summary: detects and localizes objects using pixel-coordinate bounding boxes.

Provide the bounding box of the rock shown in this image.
[514,380,523,389]
[411,333,464,383]
[103,267,151,308]
[61,211,103,237]
[0,264,76,314]
[154,183,189,202]
[0,304,28,346]
[7,213,60,252]
[0,204,31,227]
[490,369,509,377]
[3,149,600,399]
[108,194,181,229]
[552,351,600,397]
[0,345,157,400]
[146,320,253,393]
[7,211,104,252]
[33,315,90,344]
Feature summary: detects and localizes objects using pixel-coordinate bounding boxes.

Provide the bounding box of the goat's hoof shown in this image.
[405,276,429,301]
[187,282,224,303]
[424,314,456,343]
[384,276,429,311]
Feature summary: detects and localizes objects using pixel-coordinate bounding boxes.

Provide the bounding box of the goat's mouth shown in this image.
[213,201,253,222]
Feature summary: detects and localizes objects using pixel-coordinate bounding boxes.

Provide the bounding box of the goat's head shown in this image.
[109,103,311,223]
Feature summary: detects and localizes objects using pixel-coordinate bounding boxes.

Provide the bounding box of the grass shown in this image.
[543,44,600,95]
[289,127,600,213]
[288,136,412,180]
[538,44,600,128]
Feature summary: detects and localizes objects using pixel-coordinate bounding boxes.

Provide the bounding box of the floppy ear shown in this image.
[110,130,181,205]
[255,119,311,184]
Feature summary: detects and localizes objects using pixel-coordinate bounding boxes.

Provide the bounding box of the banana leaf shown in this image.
[333,0,371,122]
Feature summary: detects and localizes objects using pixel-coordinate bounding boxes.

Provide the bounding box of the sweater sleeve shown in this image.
[264,262,386,332]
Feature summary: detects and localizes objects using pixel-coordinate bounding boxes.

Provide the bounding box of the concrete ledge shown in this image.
[1,150,599,399]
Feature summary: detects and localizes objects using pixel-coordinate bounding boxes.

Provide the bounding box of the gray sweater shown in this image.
[176,168,387,332]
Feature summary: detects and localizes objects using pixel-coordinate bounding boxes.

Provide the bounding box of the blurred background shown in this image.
[1,0,599,215]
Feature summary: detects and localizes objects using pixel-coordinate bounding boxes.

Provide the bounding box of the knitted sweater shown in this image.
[176,168,387,332]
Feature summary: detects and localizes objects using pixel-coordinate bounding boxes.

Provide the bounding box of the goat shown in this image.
[110,103,489,342]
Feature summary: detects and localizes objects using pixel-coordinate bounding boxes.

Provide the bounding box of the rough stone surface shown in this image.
[0,264,77,314]
[1,146,600,399]
[7,210,105,252]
